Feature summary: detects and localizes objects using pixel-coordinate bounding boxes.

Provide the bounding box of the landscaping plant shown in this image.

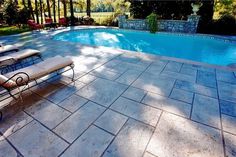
[146,13,158,33]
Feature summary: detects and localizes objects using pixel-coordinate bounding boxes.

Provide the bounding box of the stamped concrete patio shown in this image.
[0,28,236,157]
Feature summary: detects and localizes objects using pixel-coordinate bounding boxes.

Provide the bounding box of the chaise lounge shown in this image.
[0,44,19,55]
[0,56,74,104]
[0,49,42,68]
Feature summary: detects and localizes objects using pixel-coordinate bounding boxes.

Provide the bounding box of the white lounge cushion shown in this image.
[8,49,40,60]
[4,56,73,88]
[6,65,47,82]
[0,45,18,54]
[0,56,16,66]
[35,56,73,73]
[0,75,16,88]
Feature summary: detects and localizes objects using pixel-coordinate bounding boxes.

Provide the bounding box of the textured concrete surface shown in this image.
[0,27,235,157]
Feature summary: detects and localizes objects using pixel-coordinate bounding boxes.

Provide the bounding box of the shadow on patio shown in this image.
[0,31,234,157]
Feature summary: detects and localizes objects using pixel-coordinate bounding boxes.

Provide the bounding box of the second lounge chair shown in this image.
[0,44,19,55]
[0,49,42,71]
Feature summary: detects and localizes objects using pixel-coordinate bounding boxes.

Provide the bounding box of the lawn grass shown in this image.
[0,26,31,36]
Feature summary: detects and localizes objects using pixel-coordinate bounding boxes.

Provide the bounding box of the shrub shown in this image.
[78,16,95,25]
[4,2,19,25]
[146,13,158,33]
[101,16,118,26]
[217,15,236,34]
[199,14,236,35]
[18,7,31,25]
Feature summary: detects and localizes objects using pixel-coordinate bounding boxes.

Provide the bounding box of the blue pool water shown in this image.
[53,29,236,66]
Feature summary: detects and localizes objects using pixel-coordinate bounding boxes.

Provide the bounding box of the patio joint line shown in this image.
[167,79,177,98]
[222,130,236,137]
[145,151,159,157]
[0,124,28,157]
[30,86,75,114]
[159,60,169,74]
[189,93,195,119]
[215,72,227,157]
[0,113,34,139]
[142,110,164,157]
[140,99,223,130]
[22,111,71,145]
[221,112,236,118]
[179,62,184,73]
[99,117,130,157]
[43,76,100,130]
[57,103,112,156]
[50,101,90,131]
[140,92,148,103]
[173,79,218,100]
[92,124,116,136]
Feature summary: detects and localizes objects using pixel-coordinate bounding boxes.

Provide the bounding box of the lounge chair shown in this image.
[58,18,68,27]
[27,20,43,30]
[44,18,57,29]
[0,44,19,55]
[0,55,74,101]
[0,49,42,73]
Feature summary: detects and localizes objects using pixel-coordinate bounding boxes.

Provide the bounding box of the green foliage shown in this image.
[216,15,236,34]
[0,26,30,36]
[100,15,118,26]
[112,0,130,15]
[18,7,31,24]
[200,14,236,35]
[146,13,158,33]
[129,1,214,23]
[214,0,236,18]
[4,2,19,25]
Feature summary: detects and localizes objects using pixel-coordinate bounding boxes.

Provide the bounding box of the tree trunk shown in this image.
[63,0,67,18]
[39,0,43,24]
[35,0,39,23]
[86,0,91,17]
[58,0,60,20]
[28,0,34,20]
[22,0,26,7]
[69,0,74,25]
[46,0,51,18]
[53,0,56,22]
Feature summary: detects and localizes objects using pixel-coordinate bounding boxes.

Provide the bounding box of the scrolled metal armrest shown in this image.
[3,72,30,87]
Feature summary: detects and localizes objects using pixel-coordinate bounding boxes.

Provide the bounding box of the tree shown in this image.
[27,0,34,20]
[69,0,74,25]
[112,0,130,16]
[52,0,56,22]
[46,0,51,18]
[39,0,43,23]
[63,0,67,17]
[18,7,31,24]
[86,0,90,16]
[4,2,19,25]
[35,0,39,23]
[214,0,236,18]
[58,0,60,20]
[22,0,25,7]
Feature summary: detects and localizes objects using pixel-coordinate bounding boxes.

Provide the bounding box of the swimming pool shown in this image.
[53,28,236,66]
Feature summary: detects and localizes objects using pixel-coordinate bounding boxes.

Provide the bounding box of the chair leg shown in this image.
[0,111,2,121]
[70,65,75,81]
[8,89,18,100]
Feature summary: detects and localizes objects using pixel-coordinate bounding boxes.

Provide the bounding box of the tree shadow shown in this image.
[0,28,234,157]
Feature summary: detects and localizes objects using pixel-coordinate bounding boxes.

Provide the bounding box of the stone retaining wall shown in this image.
[118,15,200,33]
